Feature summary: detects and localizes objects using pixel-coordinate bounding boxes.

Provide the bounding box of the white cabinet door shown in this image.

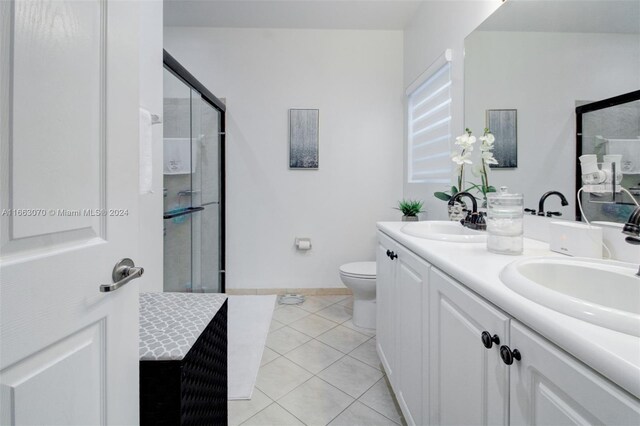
[376,232,397,385]
[395,246,429,426]
[0,1,140,424]
[509,321,640,426]
[429,268,510,426]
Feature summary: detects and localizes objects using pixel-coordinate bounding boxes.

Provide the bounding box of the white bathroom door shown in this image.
[0,1,141,425]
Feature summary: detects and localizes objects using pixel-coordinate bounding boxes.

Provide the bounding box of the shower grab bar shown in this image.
[163,206,204,220]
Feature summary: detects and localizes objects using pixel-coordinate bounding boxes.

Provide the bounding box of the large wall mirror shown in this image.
[464,0,640,223]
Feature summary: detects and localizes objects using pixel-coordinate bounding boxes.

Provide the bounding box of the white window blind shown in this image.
[407,56,452,184]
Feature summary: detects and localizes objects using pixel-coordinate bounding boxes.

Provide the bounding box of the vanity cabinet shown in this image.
[509,321,640,425]
[376,233,397,384]
[376,231,429,426]
[428,268,510,425]
[376,230,640,426]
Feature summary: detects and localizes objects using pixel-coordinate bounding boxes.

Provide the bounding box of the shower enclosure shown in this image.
[163,51,225,293]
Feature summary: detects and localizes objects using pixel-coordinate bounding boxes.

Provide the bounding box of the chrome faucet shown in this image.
[622,206,640,277]
[448,192,486,230]
[537,191,569,217]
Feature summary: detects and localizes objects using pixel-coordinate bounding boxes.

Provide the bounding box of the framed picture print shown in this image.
[486,109,517,168]
[289,109,319,169]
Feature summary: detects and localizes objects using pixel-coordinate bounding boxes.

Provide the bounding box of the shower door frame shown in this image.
[575,89,640,221]
[163,50,226,293]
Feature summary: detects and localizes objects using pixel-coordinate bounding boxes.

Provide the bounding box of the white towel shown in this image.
[606,138,640,174]
[139,108,153,194]
[163,138,192,175]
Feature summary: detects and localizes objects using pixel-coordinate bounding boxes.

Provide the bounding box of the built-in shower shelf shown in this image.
[163,206,205,220]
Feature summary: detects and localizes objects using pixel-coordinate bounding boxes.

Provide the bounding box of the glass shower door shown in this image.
[163,68,193,292]
[163,67,223,293]
[191,94,222,293]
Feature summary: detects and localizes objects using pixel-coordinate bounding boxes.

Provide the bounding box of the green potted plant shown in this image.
[395,199,425,221]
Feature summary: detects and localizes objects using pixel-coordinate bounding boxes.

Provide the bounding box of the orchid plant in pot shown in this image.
[434,128,498,220]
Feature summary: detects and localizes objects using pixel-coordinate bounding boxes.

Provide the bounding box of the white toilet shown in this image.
[339,261,376,329]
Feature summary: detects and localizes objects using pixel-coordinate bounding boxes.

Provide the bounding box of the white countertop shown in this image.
[377,221,640,399]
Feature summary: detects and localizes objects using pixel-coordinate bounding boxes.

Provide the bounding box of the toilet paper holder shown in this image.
[295,238,312,250]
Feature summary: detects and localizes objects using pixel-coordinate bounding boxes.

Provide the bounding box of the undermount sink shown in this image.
[500,257,640,336]
[401,220,486,243]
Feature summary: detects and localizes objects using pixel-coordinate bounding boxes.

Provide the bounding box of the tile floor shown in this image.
[229,295,406,426]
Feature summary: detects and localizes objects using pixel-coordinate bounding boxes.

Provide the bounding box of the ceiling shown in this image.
[163,0,426,30]
[477,0,640,34]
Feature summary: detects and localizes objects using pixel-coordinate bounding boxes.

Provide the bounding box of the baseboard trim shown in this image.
[226,287,352,296]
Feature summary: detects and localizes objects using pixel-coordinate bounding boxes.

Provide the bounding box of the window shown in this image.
[407,50,453,184]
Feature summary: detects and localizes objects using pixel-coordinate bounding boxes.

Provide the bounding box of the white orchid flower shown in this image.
[455,133,476,149]
[455,134,468,146]
[482,151,498,165]
[452,151,472,165]
[479,134,495,151]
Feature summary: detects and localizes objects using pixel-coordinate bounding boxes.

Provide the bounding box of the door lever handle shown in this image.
[100,258,144,293]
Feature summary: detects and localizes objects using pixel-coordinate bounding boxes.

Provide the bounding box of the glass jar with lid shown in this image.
[486,186,523,255]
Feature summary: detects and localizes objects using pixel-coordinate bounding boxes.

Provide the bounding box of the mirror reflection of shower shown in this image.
[163,54,225,293]
[577,93,640,223]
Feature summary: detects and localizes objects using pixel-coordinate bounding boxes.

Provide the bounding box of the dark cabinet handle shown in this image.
[481,331,500,349]
[386,249,392,258]
[500,345,521,365]
[389,251,398,260]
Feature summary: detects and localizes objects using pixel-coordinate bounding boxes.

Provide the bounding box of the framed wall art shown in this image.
[289,109,319,169]
[486,109,517,168]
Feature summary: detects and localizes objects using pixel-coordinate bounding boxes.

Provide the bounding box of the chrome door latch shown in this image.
[100,258,144,293]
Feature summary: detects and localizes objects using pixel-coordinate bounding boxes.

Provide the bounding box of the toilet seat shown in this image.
[339,262,376,279]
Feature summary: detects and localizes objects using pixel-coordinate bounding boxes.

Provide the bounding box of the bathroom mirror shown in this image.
[464,0,640,222]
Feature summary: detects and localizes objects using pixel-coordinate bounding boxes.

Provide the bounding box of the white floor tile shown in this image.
[329,401,398,426]
[335,296,354,309]
[316,304,353,324]
[266,326,312,354]
[342,318,376,337]
[358,377,404,425]
[284,339,345,374]
[269,319,286,332]
[279,377,354,425]
[255,356,313,400]
[315,295,350,304]
[298,297,334,313]
[349,338,382,370]
[317,325,371,354]
[241,403,304,426]
[260,347,280,366]
[272,305,310,325]
[228,388,272,426]
[317,356,384,398]
[289,314,338,337]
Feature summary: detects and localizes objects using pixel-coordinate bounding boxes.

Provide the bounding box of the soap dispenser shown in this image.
[486,186,524,255]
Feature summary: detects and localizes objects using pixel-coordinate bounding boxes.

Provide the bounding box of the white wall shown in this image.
[465,31,640,217]
[403,1,502,219]
[138,0,163,292]
[164,28,404,289]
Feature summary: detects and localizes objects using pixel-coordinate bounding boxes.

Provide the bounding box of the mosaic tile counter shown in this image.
[139,292,228,426]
